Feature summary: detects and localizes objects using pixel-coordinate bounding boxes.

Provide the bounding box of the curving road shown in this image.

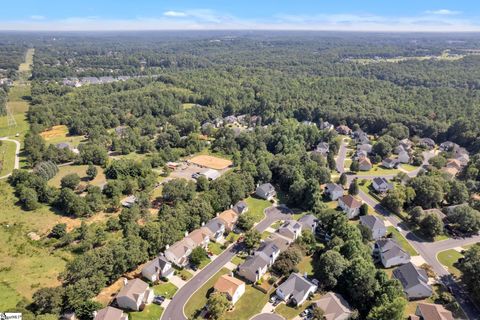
[161,205,293,320]
[335,139,348,173]
[0,137,21,179]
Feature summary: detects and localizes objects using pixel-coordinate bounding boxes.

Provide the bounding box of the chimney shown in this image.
[123,278,128,286]
[92,311,97,319]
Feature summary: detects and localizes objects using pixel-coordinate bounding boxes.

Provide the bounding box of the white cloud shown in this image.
[425,9,461,15]
[163,11,187,17]
[30,15,46,20]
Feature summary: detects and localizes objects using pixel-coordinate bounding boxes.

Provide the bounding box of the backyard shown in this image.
[48,165,106,188]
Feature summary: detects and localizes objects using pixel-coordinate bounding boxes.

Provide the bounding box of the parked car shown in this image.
[153,296,165,305]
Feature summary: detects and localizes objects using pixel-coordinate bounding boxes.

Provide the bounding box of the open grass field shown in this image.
[0,85,30,140]
[0,182,68,308]
[129,303,163,320]
[188,154,233,170]
[18,48,34,73]
[0,140,17,177]
[387,226,418,256]
[437,249,463,277]
[184,267,230,318]
[48,165,106,188]
[400,164,420,172]
[297,255,314,276]
[356,163,400,176]
[244,196,271,223]
[222,285,270,320]
[39,125,86,147]
[153,282,178,299]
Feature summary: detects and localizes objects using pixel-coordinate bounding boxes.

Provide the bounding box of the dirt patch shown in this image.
[40,125,68,140]
[188,155,232,170]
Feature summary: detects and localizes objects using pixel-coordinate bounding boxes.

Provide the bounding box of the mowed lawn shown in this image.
[0,140,17,176]
[222,285,270,320]
[244,196,271,223]
[48,165,106,188]
[129,303,163,320]
[388,226,418,256]
[437,249,463,277]
[153,282,178,299]
[355,163,400,176]
[40,125,86,147]
[0,182,68,309]
[0,85,30,139]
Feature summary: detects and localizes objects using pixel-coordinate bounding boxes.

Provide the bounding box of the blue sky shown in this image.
[1,0,480,31]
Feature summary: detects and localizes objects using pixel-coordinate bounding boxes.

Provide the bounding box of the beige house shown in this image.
[218,209,239,231]
[186,228,210,249]
[94,307,128,320]
[313,292,353,320]
[164,238,196,267]
[338,195,362,219]
[213,274,246,304]
[115,279,154,311]
[411,302,454,320]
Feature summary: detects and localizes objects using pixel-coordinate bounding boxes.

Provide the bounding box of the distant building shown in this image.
[315,142,329,156]
[255,183,276,200]
[200,168,221,181]
[336,125,352,135]
[418,138,435,149]
[121,195,137,208]
[382,158,399,169]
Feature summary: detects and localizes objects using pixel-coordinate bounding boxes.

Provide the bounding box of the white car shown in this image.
[396,226,402,232]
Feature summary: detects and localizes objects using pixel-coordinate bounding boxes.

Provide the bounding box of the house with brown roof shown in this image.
[94,307,128,320]
[141,255,174,281]
[213,274,246,304]
[336,125,352,135]
[185,228,210,249]
[164,238,196,267]
[412,302,454,320]
[218,209,239,232]
[338,195,362,219]
[115,279,154,311]
[358,157,373,171]
[313,292,353,320]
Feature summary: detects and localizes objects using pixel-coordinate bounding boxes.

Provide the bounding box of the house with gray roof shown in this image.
[372,177,393,193]
[298,214,317,233]
[439,141,459,152]
[418,138,435,149]
[275,273,318,306]
[232,200,248,215]
[393,262,432,300]
[94,307,128,320]
[382,158,399,169]
[255,183,276,200]
[164,238,196,267]
[357,143,372,154]
[141,255,174,282]
[325,183,344,201]
[202,218,226,242]
[115,278,154,311]
[237,255,269,283]
[313,292,353,320]
[315,142,329,156]
[254,240,281,266]
[278,220,302,242]
[398,150,410,164]
[360,215,386,240]
[374,239,410,268]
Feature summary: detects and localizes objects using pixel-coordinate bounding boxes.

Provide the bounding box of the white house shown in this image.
[255,183,276,200]
[398,150,410,164]
[94,307,128,320]
[254,240,282,266]
[115,279,154,311]
[393,262,432,300]
[338,195,362,219]
[203,218,226,242]
[164,238,196,267]
[372,177,393,194]
[141,255,174,282]
[278,220,302,242]
[325,183,344,201]
[213,274,246,305]
[374,239,410,268]
[360,215,386,240]
[275,273,317,306]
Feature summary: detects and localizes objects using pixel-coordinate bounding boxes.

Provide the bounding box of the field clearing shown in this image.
[18,48,34,73]
[244,196,271,223]
[356,163,400,176]
[437,249,463,277]
[0,140,16,176]
[0,85,30,140]
[188,154,233,170]
[48,165,106,189]
[351,51,465,65]
[39,125,68,140]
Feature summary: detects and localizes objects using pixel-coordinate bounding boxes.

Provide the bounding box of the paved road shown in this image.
[250,314,285,320]
[161,205,293,320]
[335,139,347,173]
[0,137,21,179]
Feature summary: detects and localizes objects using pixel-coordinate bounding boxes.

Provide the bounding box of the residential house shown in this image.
[298,214,318,233]
[255,240,282,266]
[278,220,302,242]
[320,121,334,131]
[441,166,459,178]
[302,121,316,127]
[325,183,344,201]
[399,138,413,151]
[218,209,239,232]
[353,130,370,145]
[357,143,372,155]
[224,115,238,124]
[398,150,410,164]
[255,183,276,200]
[382,158,399,169]
[313,292,353,320]
[200,168,221,181]
[185,228,210,249]
[439,141,459,152]
[336,125,352,135]
[94,307,128,320]
[237,255,270,283]
[446,159,462,171]
[358,157,373,171]
[164,238,196,267]
[356,150,368,159]
[232,200,249,215]
[115,279,154,311]
[141,255,174,282]
[203,218,226,242]
[394,145,406,155]
[455,153,470,166]
[360,215,386,240]
[413,302,454,320]
[393,262,432,300]
[213,274,246,305]
[374,239,410,268]
[418,138,435,149]
[372,177,393,193]
[315,142,330,157]
[121,195,137,208]
[275,273,317,306]
[338,195,362,219]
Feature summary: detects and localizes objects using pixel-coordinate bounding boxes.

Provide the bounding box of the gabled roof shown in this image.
[360,215,385,231]
[276,273,316,303]
[279,220,302,236]
[186,228,209,245]
[94,307,126,320]
[143,256,170,275]
[416,302,454,320]
[256,240,280,257]
[339,195,362,209]
[257,183,275,194]
[239,255,269,272]
[214,274,244,297]
[376,239,410,261]
[298,214,317,231]
[314,292,353,320]
[166,238,195,259]
[218,209,239,226]
[372,177,390,187]
[233,200,248,214]
[117,278,149,301]
[204,218,226,234]
[359,157,372,166]
[393,262,429,290]
[325,183,343,193]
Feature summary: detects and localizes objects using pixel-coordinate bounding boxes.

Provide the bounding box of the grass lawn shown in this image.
[184,268,230,318]
[129,303,163,320]
[291,212,306,220]
[356,164,400,176]
[48,165,106,188]
[271,220,282,229]
[0,182,68,308]
[175,268,193,281]
[437,249,463,277]
[208,242,224,255]
[297,255,314,276]
[275,302,310,320]
[244,196,271,223]
[222,285,270,320]
[400,164,419,172]
[225,232,240,243]
[182,103,197,109]
[197,256,212,269]
[0,140,17,177]
[153,282,178,299]
[325,200,338,209]
[261,230,271,239]
[0,85,30,140]
[387,226,418,256]
[231,255,246,266]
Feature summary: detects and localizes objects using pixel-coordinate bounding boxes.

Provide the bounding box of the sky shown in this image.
[1,0,480,32]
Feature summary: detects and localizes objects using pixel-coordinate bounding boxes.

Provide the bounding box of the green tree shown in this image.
[339,173,347,186]
[207,292,231,320]
[448,205,480,234]
[32,287,65,315]
[196,175,209,191]
[271,247,302,276]
[350,160,359,172]
[311,306,325,320]
[236,214,255,231]
[190,247,208,267]
[61,173,81,190]
[420,213,444,238]
[244,229,261,252]
[17,186,40,210]
[458,244,480,305]
[446,180,469,205]
[50,223,67,239]
[314,250,348,289]
[348,179,359,196]
[86,165,98,181]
